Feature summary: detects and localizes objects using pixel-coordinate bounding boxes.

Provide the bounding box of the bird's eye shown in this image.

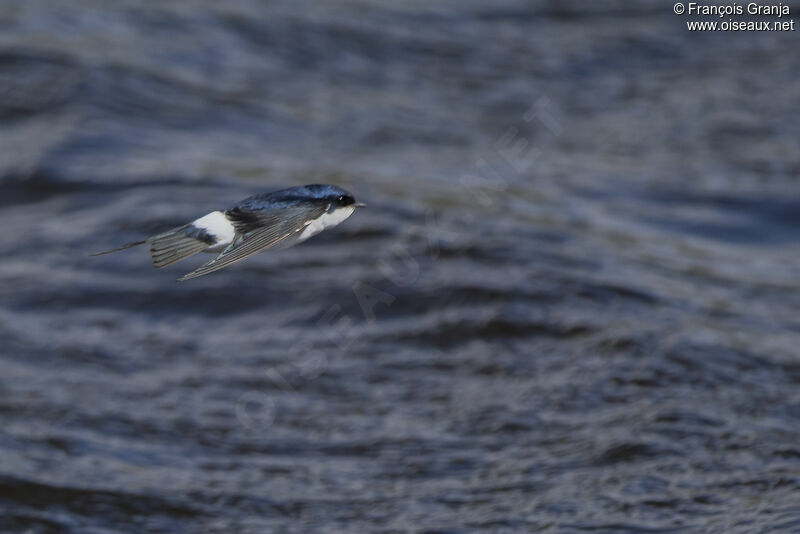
[338,195,344,201]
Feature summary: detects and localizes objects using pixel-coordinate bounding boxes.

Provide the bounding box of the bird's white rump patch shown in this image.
[192,211,235,247]
[298,206,355,242]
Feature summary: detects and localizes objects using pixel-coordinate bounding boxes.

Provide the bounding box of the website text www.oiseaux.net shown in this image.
[674,2,796,31]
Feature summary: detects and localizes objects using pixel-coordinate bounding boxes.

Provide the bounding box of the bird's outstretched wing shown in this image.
[177,205,325,281]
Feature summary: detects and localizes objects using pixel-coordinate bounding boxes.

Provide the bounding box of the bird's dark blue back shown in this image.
[233,184,352,211]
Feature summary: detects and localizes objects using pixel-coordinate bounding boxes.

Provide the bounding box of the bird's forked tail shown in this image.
[91,225,211,268]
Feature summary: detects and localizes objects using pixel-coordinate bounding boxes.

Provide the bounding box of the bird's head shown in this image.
[305,184,366,209]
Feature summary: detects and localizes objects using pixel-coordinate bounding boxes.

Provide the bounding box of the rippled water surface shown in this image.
[1,1,799,532]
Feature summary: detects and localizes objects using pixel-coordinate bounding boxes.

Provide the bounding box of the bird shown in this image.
[92,184,365,281]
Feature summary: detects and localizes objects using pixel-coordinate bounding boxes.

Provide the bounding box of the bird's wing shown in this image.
[177,205,325,281]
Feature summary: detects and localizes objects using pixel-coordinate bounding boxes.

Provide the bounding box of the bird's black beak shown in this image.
[354,202,367,208]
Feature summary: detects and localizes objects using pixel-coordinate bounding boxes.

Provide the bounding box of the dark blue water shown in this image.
[1,2,799,532]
